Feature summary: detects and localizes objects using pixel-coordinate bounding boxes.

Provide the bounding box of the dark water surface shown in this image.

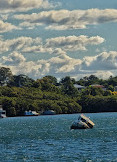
[0,113,117,162]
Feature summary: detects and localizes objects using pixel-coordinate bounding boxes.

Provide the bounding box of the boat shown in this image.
[71,114,95,129]
[24,110,39,116]
[41,110,56,115]
[0,105,6,118]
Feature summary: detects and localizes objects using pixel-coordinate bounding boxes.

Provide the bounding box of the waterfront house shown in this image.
[74,84,86,91]
[90,84,106,91]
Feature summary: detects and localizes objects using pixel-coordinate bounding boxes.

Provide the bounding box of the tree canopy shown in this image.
[0,67,13,86]
[1,67,117,116]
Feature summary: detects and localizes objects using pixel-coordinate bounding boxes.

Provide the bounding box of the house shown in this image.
[74,84,86,91]
[90,84,106,91]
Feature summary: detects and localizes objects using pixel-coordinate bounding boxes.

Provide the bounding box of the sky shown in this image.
[0,0,117,80]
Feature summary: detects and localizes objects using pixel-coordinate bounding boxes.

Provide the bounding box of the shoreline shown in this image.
[3,111,117,118]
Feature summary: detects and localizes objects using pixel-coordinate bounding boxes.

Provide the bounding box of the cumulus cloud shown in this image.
[92,71,114,80]
[0,53,82,79]
[45,35,104,51]
[0,14,9,20]
[0,36,42,53]
[82,51,117,72]
[1,52,26,65]
[1,51,117,80]
[0,35,103,54]
[22,45,53,53]
[14,9,117,30]
[0,20,17,33]
[0,0,58,13]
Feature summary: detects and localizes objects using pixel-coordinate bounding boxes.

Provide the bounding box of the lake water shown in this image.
[0,113,117,162]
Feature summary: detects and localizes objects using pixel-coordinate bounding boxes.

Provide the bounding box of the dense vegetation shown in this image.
[0,67,117,117]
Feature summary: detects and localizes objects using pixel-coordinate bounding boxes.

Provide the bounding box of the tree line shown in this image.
[0,67,117,116]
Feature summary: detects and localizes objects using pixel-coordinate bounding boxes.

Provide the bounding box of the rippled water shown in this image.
[0,113,117,162]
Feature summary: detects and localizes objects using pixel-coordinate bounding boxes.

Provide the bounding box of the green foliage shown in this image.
[82,87,104,96]
[0,86,19,97]
[0,85,82,116]
[103,90,112,96]
[108,85,115,92]
[60,76,79,97]
[65,100,82,113]
[1,67,117,116]
[43,75,57,85]
[32,77,60,93]
[60,76,76,85]
[32,80,42,88]
[107,76,117,87]
[15,98,35,116]
[77,75,100,86]
[8,74,34,87]
[2,98,16,116]
[0,67,13,86]
[78,95,117,113]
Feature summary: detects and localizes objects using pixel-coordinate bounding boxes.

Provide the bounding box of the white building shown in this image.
[74,84,85,91]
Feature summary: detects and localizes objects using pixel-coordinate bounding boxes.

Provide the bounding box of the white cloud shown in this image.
[45,35,104,51]
[0,14,9,20]
[0,53,82,79]
[0,36,42,53]
[0,20,17,33]
[82,51,117,70]
[14,9,117,30]
[92,71,114,80]
[0,35,104,54]
[22,45,53,53]
[0,0,58,13]
[1,51,117,80]
[1,52,26,65]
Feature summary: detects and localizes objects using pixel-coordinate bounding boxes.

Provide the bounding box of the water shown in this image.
[0,113,117,162]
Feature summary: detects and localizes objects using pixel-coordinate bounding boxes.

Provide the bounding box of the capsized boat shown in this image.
[71,114,95,129]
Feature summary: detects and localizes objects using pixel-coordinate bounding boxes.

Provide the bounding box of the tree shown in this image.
[81,87,104,96]
[103,90,112,96]
[1,86,18,97]
[8,74,34,87]
[67,101,82,113]
[32,79,42,88]
[0,67,13,86]
[15,98,34,116]
[43,75,57,85]
[107,76,117,86]
[60,76,75,85]
[108,85,115,92]
[60,76,78,97]
[2,98,16,116]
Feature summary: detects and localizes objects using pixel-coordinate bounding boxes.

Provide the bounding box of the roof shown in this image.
[90,84,104,88]
[74,84,85,88]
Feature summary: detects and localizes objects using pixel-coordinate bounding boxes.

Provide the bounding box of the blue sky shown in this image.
[0,0,117,80]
